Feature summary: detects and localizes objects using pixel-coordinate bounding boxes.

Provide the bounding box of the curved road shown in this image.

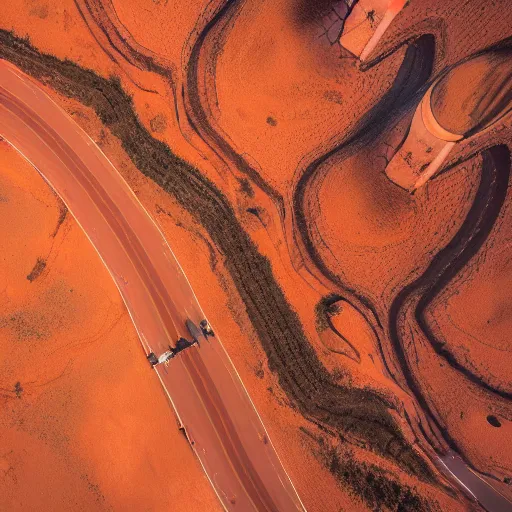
[0,60,304,512]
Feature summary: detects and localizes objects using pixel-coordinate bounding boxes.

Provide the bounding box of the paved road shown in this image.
[441,452,512,512]
[0,60,305,512]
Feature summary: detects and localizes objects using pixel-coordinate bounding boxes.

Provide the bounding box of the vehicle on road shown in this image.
[147,335,198,367]
[148,318,213,367]
[200,319,214,337]
[186,318,214,341]
[147,352,159,366]
[186,318,203,343]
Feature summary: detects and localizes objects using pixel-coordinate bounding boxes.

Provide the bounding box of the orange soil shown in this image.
[1,0,511,510]
[0,141,219,511]
[197,0,512,501]
[431,52,512,135]
[0,3,353,509]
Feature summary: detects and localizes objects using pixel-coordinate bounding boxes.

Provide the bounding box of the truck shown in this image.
[200,319,214,337]
[147,318,213,368]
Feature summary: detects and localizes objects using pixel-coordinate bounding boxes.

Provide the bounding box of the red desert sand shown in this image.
[1,1,511,511]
